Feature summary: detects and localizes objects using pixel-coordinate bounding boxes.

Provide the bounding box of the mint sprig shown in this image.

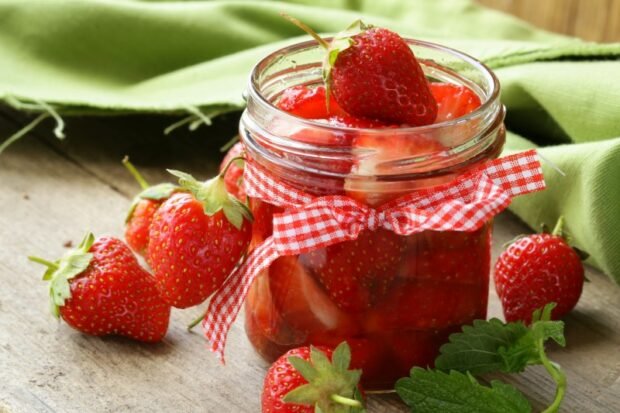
[396,369,532,413]
[397,303,567,413]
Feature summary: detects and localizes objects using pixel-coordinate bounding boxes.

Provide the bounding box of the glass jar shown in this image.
[239,38,505,390]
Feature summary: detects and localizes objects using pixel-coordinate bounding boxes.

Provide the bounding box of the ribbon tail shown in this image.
[202,238,279,363]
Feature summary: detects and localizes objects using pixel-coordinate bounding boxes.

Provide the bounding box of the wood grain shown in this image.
[477,0,620,42]
[0,111,619,412]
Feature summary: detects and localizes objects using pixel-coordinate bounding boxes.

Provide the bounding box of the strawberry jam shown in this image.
[240,38,505,389]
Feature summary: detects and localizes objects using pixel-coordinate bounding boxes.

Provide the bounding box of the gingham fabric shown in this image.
[203,149,545,362]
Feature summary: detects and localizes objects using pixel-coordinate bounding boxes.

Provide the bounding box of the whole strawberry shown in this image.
[122,156,178,258]
[262,342,365,413]
[494,217,585,322]
[148,165,252,308]
[29,233,171,342]
[283,15,437,125]
[219,141,246,200]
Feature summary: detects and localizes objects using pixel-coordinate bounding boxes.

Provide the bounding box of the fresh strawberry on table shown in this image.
[29,233,171,342]
[262,342,365,413]
[300,228,406,312]
[122,157,179,259]
[220,141,246,200]
[283,15,437,125]
[430,82,482,122]
[494,217,585,322]
[148,165,253,309]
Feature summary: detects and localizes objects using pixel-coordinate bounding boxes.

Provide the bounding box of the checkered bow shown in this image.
[203,149,545,362]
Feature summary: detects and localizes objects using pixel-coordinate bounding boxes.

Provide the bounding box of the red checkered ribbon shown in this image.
[202,149,545,362]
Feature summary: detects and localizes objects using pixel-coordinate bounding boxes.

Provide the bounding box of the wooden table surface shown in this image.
[0,109,619,413]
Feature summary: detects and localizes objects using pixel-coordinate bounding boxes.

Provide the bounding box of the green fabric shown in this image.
[0,0,619,283]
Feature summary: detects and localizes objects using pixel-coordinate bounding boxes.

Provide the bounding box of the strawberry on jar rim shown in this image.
[494,217,585,323]
[262,342,365,413]
[122,156,179,259]
[283,15,438,126]
[148,162,253,309]
[29,233,171,342]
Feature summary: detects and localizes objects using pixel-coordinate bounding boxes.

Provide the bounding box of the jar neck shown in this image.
[240,38,504,196]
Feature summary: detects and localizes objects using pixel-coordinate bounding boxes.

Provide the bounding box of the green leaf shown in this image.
[288,356,319,383]
[138,183,178,201]
[531,320,566,347]
[282,342,364,413]
[30,232,95,318]
[332,342,351,372]
[395,369,531,413]
[310,345,333,375]
[168,169,252,229]
[283,384,321,405]
[435,318,531,374]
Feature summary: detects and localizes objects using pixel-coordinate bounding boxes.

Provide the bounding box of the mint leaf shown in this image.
[435,318,533,374]
[396,369,531,413]
[436,310,565,375]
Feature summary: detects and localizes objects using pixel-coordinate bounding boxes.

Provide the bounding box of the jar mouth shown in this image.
[248,37,500,135]
[241,36,505,184]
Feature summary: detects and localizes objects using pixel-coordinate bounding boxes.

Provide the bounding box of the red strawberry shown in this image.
[283,16,437,125]
[300,229,406,312]
[269,256,359,338]
[345,131,445,206]
[364,279,487,333]
[494,217,585,322]
[122,157,178,258]
[277,85,346,119]
[29,234,171,342]
[245,269,298,362]
[262,342,365,413]
[220,141,246,200]
[400,226,492,285]
[148,168,252,309]
[430,83,482,122]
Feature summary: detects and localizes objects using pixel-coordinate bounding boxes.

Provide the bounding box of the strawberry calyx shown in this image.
[283,342,365,412]
[167,166,253,230]
[123,156,179,222]
[29,232,95,318]
[281,14,370,110]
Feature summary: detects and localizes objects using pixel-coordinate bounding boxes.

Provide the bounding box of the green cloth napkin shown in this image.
[1,0,619,283]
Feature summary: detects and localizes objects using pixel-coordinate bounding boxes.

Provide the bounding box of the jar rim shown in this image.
[248,37,501,135]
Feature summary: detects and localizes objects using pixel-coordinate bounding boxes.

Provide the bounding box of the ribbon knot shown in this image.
[203,150,546,362]
[365,208,381,231]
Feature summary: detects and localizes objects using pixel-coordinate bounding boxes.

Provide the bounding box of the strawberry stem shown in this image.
[219,156,245,178]
[330,394,362,408]
[281,13,329,49]
[551,216,565,238]
[187,308,207,331]
[122,156,150,190]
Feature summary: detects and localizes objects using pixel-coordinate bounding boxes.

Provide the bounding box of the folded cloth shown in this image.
[0,0,619,283]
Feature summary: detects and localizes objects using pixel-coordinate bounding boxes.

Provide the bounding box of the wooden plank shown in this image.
[1,112,619,412]
[572,0,612,42]
[607,0,620,42]
[477,0,620,41]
